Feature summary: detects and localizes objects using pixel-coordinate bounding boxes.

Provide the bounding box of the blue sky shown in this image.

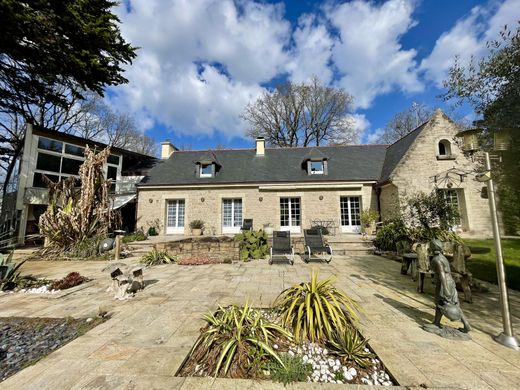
[110,0,520,151]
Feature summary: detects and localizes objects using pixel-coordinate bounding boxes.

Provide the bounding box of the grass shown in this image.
[463,238,520,291]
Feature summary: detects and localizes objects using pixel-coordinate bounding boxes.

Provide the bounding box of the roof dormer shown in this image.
[302,148,328,175]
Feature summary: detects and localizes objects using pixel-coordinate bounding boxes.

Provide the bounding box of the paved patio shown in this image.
[1,252,519,389]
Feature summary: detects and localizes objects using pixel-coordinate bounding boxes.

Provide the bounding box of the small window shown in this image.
[309,160,324,174]
[200,163,213,178]
[36,153,61,172]
[108,154,120,165]
[438,140,452,156]
[65,144,84,157]
[61,157,83,175]
[38,137,63,153]
[107,166,118,180]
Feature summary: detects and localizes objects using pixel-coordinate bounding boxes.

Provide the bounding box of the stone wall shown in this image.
[137,183,377,237]
[156,236,240,261]
[382,110,493,236]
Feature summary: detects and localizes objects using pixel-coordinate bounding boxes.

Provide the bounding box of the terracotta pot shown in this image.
[191,228,202,236]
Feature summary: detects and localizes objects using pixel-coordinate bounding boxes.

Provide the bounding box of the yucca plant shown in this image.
[273,271,359,343]
[327,326,375,368]
[0,252,25,291]
[139,248,175,266]
[187,303,292,377]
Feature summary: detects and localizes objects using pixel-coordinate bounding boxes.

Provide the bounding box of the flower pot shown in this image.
[263,227,274,235]
[192,228,202,236]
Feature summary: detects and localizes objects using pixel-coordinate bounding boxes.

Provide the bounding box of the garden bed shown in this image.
[174,272,397,386]
[0,316,105,381]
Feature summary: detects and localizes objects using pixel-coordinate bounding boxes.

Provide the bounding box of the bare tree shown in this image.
[242,77,357,147]
[376,102,432,144]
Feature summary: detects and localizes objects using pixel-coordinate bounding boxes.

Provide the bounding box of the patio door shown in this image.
[166,199,185,234]
[340,196,361,233]
[280,197,301,233]
[222,198,242,234]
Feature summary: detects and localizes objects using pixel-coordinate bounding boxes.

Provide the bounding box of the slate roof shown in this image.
[379,121,428,182]
[140,145,388,186]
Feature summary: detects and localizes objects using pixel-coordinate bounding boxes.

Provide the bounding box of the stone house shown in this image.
[137,109,492,237]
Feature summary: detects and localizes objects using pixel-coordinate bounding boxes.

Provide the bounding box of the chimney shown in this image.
[255,137,265,156]
[161,141,175,159]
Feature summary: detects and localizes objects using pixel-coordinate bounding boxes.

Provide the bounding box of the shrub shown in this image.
[273,271,359,343]
[407,190,460,231]
[411,227,462,244]
[327,326,375,368]
[187,303,292,377]
[373,219,410,251]
[50,272,89,290]
[122,230,147,243]
[268,353,312,385]
[189,220,205,230]
[360,209,379,228]
[0,252,25,291]
[147,227,158,236]
[140,248,175,266]
[234,230,268,261]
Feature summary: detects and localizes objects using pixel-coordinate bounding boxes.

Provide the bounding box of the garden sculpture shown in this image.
[423,239,472,339]
[104,263,144,300]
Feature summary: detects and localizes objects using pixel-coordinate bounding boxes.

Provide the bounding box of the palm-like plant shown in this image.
[139,248,175,266]
[327,326,375,368]
[188,303,292,377]
[0,252,25,291]
[273,271,359,342]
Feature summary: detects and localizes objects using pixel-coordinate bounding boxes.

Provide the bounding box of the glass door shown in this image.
[166,199,185,234]
[340,196,361,233]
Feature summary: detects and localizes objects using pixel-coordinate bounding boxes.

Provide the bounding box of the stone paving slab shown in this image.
[0,254,519,389]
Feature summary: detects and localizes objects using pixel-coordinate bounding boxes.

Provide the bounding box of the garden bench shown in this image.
[397,241,417,280]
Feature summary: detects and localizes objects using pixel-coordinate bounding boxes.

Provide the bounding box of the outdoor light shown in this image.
[456,128,480,152]
[319,195,324,200]
[200,197,205,202]
[455,128,519,351]
[259,197,263,202]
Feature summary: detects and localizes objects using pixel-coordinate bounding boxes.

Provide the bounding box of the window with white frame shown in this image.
[309,160,324,174]
[438,139,453,157]
[280,197,301,232]
[222,198,242,233]
[166,199,185,234]
[199,163,213,178]
[437,189,461,227]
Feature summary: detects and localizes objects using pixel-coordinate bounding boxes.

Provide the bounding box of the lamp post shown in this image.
[457,128,519,350]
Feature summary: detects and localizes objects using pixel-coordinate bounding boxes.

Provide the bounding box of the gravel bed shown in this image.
[0,317,103,381]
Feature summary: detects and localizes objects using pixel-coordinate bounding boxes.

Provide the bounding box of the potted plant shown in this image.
[189,220,205,236]
[360,209,379,235]
[262,223,274,235]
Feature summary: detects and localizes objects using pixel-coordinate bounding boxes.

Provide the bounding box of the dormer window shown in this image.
[309,160,324,174]
[200,163,213,178]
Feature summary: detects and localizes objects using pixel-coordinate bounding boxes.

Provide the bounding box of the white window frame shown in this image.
[340,196,362,233]
[309,160,324,175]
[280,197,301,233]
[438,189,461,228]
[166,199,185,234]
[199,163,213,178]
[222,198,243,234]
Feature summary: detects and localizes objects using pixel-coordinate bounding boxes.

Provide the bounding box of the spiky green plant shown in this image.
[273,271,359,343]
[188,303,292,377]
[327,326,375,368]
[0,252,25,291]
[268,353,313,385]
[139,248,175,266]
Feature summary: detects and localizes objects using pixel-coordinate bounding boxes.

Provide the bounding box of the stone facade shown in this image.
[379,110,492,236]
[137,183,377,237]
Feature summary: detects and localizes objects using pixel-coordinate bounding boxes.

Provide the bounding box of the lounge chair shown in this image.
[269,231,294,265]
[303,229,333,263]
[241,219,253,231]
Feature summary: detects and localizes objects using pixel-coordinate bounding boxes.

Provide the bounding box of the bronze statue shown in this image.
[424,239,471,336]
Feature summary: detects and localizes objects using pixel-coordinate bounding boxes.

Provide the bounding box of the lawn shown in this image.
[463,238,520,291]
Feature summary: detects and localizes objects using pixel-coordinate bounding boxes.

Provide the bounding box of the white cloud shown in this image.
[366,128,385,144]
[111,0,290,138]
[348,113,370,134]
[326,0,423,109]
[420,0,520,86]
[286,14,334,84]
